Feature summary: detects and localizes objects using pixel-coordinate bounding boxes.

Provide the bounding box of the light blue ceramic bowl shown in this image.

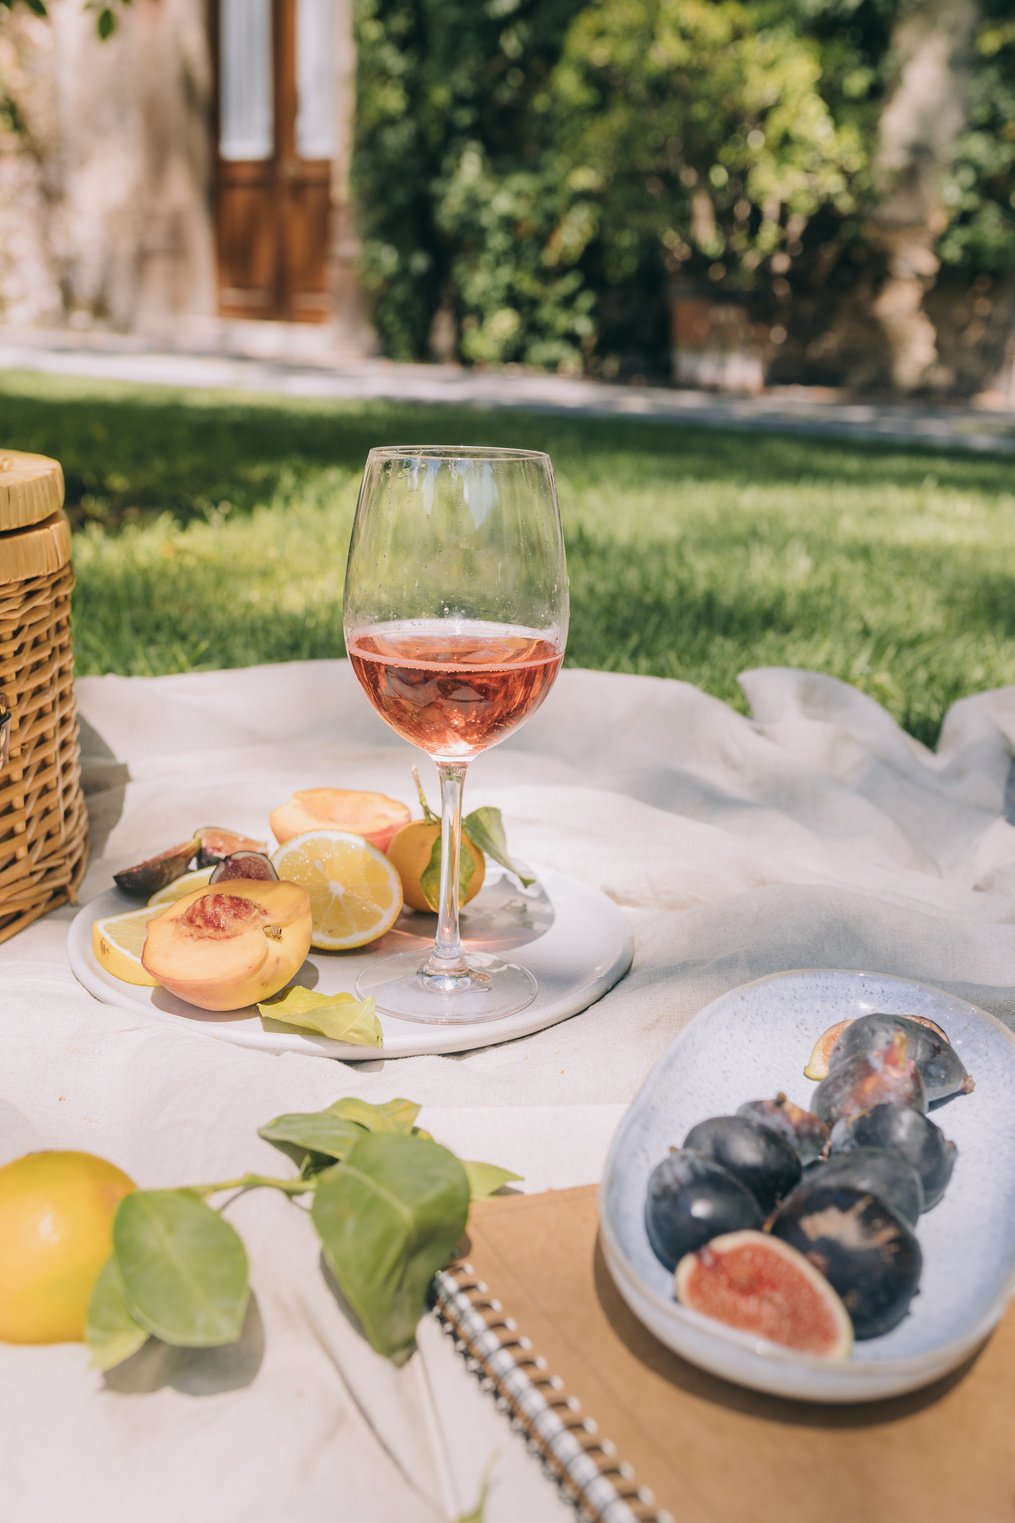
[600,969,1015,1402]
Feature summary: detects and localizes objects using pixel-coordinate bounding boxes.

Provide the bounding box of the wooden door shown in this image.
[214,0,333,322]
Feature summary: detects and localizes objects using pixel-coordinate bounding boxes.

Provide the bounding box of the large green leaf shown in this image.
[462,1160,522,1199]
[312,1133,470,1363]
[257,1107,366,1164]
[329,1097,421,1134]
[257,988,382,1047]
[85,1256,149,1372]
[113,1190,249,1348]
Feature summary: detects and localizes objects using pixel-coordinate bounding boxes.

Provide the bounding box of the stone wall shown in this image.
[0,0,216,332]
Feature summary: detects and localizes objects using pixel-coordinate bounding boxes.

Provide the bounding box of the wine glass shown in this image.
[342,445,568,1023]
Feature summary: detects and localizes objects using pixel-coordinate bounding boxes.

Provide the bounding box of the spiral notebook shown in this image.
[432,1185,1015,1523]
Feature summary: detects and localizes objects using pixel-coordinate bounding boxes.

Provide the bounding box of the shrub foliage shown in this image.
[352,0,1009,374]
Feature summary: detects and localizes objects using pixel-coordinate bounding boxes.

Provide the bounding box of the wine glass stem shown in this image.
[423,761,470,981]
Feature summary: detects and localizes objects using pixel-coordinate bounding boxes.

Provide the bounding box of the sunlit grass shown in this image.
[2,369,1013,745]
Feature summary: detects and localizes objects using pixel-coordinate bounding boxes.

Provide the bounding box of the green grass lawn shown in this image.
[3,369,1013,747]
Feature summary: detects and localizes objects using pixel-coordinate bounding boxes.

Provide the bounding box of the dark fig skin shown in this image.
[736,1094,829,1166]
[113,834,201,897]
[645,1150,763,1272]
[811,1033,926,1125]
[770,1183,923,1339]
[829,1014,973,1102]
[829,1102,957,1210]
[682,1114,802,1215]
[209,851,280,884]
[789,1148,924,1228]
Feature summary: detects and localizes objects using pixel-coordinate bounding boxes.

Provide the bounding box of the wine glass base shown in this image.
[355,949,538,1024]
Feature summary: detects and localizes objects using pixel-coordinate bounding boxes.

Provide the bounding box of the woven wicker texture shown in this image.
[0,450,65,532]
[0,457,88,942]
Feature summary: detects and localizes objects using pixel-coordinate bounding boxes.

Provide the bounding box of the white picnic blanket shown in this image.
[2,660,1015,1523]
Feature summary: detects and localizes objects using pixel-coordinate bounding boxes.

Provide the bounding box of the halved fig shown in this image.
[209,851,280,884]
[804,1011,950,1082]
[113,834,201,898]
[804,1019,851,1081]
[829,1014,973,1102]
[675,1230,853,1360]
[195,827,268,867]
[811,1031,926,1125]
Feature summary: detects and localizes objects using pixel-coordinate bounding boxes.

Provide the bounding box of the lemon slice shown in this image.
[146,866,215,906]
[92,906,163,986]
[271,829,404,951]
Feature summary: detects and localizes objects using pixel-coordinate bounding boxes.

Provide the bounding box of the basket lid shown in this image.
[0,449,66,532]
[0,509,72,584]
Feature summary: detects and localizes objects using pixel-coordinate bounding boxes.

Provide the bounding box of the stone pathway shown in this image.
[2,324,1013,455]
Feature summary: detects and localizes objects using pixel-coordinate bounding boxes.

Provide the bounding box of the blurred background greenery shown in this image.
[353,0,1015,381]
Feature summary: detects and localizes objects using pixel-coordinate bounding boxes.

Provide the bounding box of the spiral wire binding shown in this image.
[432,1264,674,1523]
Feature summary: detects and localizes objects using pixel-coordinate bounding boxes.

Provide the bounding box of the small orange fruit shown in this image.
[386,820,486,913]
[0,1150,136,1344]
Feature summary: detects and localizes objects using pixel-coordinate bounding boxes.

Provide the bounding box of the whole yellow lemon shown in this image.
[386,821,486,913]
[0,1150,136,1344]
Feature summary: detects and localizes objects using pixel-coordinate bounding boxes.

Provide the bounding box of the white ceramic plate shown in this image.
[68,866,633,1061]
[600,969,1015,1402]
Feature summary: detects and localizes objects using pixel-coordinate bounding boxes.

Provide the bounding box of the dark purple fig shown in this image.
[195,826,268,868]
[682,1115,802,1215]
[829,1014,973,1102]
[811,1032,926,1125]
[113,834,200,897]
[209,851,279,884]
[828,1102,957,1210]
[645,1150,763,1272]
[789,1148,924,1227]
[770,1183,922,1339]
[736,1093,829,1166]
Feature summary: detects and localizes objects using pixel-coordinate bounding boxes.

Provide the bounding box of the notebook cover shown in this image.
[460,1185,1015,1523]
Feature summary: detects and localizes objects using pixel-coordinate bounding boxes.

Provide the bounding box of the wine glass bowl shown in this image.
[343,446,568,1024]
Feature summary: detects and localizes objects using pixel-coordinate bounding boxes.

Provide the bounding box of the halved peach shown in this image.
[141,879,312,1012]
[269,788,410,853]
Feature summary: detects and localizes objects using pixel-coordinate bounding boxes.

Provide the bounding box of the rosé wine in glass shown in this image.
[342,445,568,1024]
[346,619,564,762]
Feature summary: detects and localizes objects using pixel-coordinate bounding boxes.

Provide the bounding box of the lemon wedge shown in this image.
[270,829,404,951]
[91,906,163,986]
[146,866,215,906]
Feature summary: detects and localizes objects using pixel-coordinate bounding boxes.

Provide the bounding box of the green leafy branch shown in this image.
[86,1096,520,1372]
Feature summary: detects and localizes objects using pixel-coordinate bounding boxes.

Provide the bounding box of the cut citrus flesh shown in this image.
[146,866,215,906]
[92,906,164,987]
[270,788,411,851]
[271,829,404,950]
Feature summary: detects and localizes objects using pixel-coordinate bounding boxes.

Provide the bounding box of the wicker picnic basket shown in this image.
[0,449,89,942]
